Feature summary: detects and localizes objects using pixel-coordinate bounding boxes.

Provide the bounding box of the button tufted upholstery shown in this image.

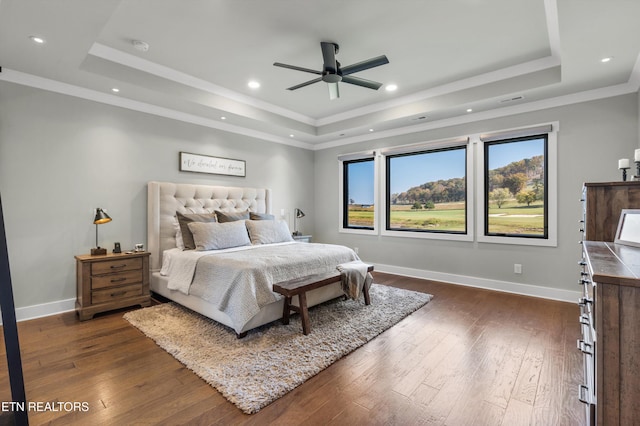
[148,181,271,271]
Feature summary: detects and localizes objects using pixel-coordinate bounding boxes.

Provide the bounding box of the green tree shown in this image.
[411,202,422,210]
[490,188,511,209]
[424,200,435,210]
[516,190,537,206]
[503,173,528,196]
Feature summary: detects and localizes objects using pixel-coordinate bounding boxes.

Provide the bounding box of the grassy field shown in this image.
[347,200,544,235]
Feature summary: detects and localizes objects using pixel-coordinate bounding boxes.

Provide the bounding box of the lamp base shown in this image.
[90,247,107,256]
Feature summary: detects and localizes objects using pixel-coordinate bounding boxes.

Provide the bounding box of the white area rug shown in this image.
[123,283,432,414]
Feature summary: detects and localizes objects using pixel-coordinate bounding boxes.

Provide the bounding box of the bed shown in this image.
[147,181,359,336]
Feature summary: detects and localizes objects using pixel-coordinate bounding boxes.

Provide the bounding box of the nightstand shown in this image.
[293,235,312,243]
[75,251,151,321]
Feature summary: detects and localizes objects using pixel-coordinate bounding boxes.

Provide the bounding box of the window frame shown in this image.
[338,154,379,235]
[380,140,474,241]
[476,123,558,247]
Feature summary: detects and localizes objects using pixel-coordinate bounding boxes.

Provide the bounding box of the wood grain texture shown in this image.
[0,273,584,425]
[584,181,640,242]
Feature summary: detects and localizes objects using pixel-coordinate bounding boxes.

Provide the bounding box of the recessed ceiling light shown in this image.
[29,35,45,44]
[369,128,374,132]
[385,84,398,92]
[220,116,227,120]
[466,108,473,113]
[289,134,295,138]
[248,81,260,89]
[111,88,120,93]
[601,57,613,63]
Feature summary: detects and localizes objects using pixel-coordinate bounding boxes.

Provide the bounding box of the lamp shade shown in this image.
[94,208,112,225]
[295,208,305,219]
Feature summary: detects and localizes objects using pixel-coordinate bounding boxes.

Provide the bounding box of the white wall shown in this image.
[0,81,315,312]
[313,94,639,299]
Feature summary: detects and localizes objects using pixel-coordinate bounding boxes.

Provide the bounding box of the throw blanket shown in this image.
[187,243,359,333]
[337,260,373,299]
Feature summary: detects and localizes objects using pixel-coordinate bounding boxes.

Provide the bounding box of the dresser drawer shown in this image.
[92,283,143,305]
[91,257,142,275]
[91,270,143,290]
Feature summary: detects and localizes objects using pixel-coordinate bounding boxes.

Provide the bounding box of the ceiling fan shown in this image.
[273,42,389,100]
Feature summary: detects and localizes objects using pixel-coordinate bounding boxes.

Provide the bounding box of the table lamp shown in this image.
[91,208,112,255]
[293,208,305,236]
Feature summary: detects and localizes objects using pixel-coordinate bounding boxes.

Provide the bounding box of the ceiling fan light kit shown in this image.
[274,41,389,100]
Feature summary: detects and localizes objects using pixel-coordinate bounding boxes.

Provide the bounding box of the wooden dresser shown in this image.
[582,242,640,425]
[584,181,640,241]
[580,181,640,424]
[75,251,150,320]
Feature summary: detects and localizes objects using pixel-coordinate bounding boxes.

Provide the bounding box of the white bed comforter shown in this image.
[161,242,359,332]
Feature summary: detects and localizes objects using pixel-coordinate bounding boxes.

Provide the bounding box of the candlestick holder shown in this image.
[622,167,630,181]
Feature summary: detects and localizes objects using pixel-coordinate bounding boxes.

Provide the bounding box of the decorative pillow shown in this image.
[249,212,275,221]
[176,211,217,250]
[215,210,250,223]
[187,220,251,251]
[245,219,294,245]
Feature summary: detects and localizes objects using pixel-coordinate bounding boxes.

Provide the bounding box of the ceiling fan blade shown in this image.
[320,42,338,73]
[341,75,383,90]
[328,82,339,100]
[341,55,389,76]
[273,62,322,75]
[287,77,322,91]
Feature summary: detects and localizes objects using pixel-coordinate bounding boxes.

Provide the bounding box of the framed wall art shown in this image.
[179,152,246,177]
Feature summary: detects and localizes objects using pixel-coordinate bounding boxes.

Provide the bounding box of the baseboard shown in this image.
[373,263,580,303]
[1,265,578,325]
[0,298,76,325]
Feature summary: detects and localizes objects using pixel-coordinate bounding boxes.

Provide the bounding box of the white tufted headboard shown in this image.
[147,181,271,271]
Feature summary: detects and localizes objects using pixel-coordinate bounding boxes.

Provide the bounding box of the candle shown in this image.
[619,158,630,169]
[635,149,640,162]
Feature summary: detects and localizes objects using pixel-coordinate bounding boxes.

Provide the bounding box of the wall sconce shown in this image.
[91,208,112,255]
[293,208,305,236]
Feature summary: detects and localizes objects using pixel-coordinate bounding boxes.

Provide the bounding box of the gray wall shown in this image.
[313,94,639,293]
[1,80,638,310]
[0,82,315,309]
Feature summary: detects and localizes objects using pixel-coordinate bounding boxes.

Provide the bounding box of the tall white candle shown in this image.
[635,149,640,162]
[619,158,630,169]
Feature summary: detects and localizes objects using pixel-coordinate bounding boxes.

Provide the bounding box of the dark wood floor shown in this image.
[0,272,585,425]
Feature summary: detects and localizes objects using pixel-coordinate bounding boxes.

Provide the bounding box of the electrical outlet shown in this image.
[514,263,522,274]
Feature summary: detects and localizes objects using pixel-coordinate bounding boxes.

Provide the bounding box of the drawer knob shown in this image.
[110,277,127,283]
[578,384,591,404]
[110,291,127,297]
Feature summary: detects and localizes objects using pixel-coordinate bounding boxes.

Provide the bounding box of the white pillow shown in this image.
[187,220,251,251]
[245,219,294,245]
[173,219,185,250]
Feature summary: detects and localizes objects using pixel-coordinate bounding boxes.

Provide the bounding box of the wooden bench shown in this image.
[273,265,374,335]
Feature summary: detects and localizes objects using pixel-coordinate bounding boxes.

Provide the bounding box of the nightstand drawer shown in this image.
[91,270,143,290]
[92,283,143,305]
[91,257,142,275]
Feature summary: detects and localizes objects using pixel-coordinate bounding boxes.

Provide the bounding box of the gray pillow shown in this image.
[187,220,251,251]
[176,211,217,250]
[249,212,275,221]
[245,219,294,245]
[215,210,250,223]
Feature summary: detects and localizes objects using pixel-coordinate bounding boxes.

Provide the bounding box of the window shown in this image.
[342,157,376,230]
[385,145,468,235]
[477,123,557,247]
[484,135,547,238]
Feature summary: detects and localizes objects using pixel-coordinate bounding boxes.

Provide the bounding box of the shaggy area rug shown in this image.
[123,283,432,414]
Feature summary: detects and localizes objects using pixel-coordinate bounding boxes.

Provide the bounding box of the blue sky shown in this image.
[347,139,544,205]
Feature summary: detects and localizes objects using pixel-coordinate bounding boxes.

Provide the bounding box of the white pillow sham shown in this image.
[187,220,251,251]
[245,219,294,245]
